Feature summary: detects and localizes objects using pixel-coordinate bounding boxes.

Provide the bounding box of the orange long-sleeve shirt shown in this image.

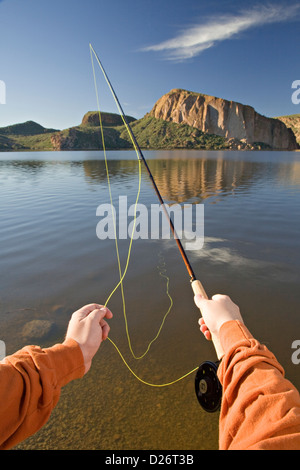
[217,320,300,450]
[0,338,85,450]
[1,321,300,450]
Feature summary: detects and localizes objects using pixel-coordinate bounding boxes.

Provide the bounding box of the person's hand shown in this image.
[64,303,113,374]
[194,294,244,358]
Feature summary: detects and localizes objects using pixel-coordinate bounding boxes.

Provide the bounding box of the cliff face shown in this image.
[276,114,300,146]
[149,89,298,150]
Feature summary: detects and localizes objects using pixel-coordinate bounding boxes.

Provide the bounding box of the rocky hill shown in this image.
[149,89,298,151]
[50,111,137,151]
[0,121,59,151]
[0,120,58,136]
[81,111,136,127]
[276,114,300,146]
[0,91,299,152]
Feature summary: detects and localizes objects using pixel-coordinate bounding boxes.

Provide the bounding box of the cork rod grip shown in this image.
[191,279,224,359]
[191,279,208,299]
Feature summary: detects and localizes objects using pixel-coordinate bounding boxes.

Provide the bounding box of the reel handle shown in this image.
[191,280,224,360]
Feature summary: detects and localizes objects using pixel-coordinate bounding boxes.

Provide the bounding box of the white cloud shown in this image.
[142,3,300,61]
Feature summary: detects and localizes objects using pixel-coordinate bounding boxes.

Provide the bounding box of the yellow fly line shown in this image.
[90,44,198,387]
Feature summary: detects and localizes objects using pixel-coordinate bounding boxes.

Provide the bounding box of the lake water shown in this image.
[0,149,300,450]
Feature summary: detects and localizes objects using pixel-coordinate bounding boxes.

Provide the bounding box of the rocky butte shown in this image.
[149,89,298,150]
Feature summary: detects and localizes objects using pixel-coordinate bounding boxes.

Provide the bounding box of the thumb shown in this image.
[87,306,112,323]
[194,294,205,309]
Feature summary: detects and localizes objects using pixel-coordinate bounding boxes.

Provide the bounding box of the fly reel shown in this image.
[195,361,222,413]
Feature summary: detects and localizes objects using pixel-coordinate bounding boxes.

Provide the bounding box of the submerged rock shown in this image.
[21,320,55,340]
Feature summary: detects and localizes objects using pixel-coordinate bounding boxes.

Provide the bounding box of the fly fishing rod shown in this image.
[90,44,222,412]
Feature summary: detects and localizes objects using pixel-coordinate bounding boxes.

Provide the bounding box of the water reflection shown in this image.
[81,156,300,203]
[2,153,300,200]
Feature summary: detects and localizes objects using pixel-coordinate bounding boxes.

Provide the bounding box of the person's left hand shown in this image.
[64,303,113,373]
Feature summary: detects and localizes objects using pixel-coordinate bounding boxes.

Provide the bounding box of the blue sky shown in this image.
[0,0,300,129]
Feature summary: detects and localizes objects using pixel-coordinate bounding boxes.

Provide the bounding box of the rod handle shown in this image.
[191,280,224,360]
[191,279,208,299]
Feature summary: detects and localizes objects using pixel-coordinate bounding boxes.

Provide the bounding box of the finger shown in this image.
[97,306,113,320]
[204,330,212,341]
[194,294,210,310]
[86,307,107,323]
[211,294,229,302]
[198,318,212,340]
[194,294,203,308]
[103,308,113,320]
[72,303,103,319]
[85,306,113,322]
[200,324,211,340]
[101,320,110,340]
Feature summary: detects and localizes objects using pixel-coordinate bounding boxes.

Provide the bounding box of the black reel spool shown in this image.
[195,361,222,413]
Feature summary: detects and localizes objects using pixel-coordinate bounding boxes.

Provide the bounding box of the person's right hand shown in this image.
[194,294,244,358]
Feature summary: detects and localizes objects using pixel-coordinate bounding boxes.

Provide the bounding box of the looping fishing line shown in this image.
[90,44,198,387]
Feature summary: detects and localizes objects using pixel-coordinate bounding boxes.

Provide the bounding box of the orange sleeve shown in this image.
[217,320,300,450]
[0,338,85,450]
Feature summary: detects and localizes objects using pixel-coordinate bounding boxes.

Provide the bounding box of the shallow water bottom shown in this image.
[0,149,299,450]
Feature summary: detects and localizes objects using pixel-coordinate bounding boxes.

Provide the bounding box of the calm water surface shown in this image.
[0,149,300,450]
